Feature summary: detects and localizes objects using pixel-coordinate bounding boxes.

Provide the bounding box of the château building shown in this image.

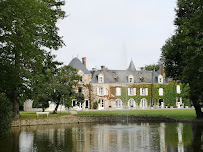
[69,57,185,110]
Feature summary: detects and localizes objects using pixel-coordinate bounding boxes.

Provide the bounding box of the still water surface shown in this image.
[0,122,202,152]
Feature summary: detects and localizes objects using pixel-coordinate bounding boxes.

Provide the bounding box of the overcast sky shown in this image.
[54,0,177,70]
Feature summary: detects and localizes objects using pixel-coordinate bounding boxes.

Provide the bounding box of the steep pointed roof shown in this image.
[68,57,91,74]
[127,60,136,71]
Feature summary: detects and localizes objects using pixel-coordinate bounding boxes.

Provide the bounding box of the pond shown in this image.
[0,122,202,152]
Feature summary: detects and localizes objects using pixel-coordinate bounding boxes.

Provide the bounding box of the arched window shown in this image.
[115,99,122,108]
[128,98,135,107]
[140,98,148,108]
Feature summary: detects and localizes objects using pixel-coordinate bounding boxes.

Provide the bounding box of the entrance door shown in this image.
[140,98,148,109]
[99,99,104,110]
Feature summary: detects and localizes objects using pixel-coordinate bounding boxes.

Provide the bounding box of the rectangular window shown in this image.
[177,85,181,94]
[128,88,136,96]
[99,88,103,96]
[78,87,83,93]
[99,77,103,83]
[140,88,148,96]
[159,88,163,96]
[116,88,121,96]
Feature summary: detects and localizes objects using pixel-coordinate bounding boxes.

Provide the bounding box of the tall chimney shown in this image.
[82,57,86,67]
[101,65,105,70]
[160,64,165,79]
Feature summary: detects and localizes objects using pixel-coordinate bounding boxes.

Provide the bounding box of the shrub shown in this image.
[93,102,98,109]
[0,93,13,137]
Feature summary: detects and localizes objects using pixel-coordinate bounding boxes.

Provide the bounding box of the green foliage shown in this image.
[181,84,191,106]
[110,81,190,107]
[93,102,98,109]
[0,0,65,116]
[145,64,159,71]
[161,0,203,118]
[50,66,81,113]
[163,82,177,107]
[0,93,13,138]
[75,93,85,104]
[32,52,62,111]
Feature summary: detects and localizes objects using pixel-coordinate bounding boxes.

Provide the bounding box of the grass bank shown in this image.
[18,111,71,119]
[77,109,196,120]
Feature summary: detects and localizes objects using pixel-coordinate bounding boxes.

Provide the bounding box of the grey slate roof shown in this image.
[68,57,91,75]
[91,69,154,84]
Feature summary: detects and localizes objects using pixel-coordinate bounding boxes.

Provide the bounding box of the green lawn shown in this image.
[18,109,197,120]
[19,111,71,119]
[76,109,196,120]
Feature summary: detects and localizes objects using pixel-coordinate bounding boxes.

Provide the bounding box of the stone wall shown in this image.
[12,116,179,127]
[77,70,92,100]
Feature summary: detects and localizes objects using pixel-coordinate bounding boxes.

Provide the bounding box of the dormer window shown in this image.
[128,75,134,83]
[158,75,163,84]
[98,74,104,83]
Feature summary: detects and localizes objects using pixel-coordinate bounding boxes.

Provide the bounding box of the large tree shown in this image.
[50,66,82,114]
[161,0,203,118]
[32,52,62,111]
[0,0,65,116]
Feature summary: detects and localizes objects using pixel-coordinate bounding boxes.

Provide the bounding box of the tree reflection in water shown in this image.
[0,122,202,152]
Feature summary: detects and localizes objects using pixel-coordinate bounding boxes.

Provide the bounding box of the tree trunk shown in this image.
[53,102,59,114]
[12,88,19,117]
[193,102,203,119]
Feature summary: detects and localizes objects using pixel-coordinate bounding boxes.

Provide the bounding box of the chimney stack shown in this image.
[82,57,86,67]
[101,65,105,70]
[141,67,145,71]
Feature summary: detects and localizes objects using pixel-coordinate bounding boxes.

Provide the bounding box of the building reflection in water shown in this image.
[19,132,34,152]
[13,122,203,152]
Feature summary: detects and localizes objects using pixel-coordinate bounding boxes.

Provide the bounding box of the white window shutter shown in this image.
[146,88,148,96]
[128,88,130,96]
[116,88,119,96]
[105,88,108,95]
[133,88,136,96]
[140,88,142,96]
[103,88,106,96]
[97,88,99,96]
